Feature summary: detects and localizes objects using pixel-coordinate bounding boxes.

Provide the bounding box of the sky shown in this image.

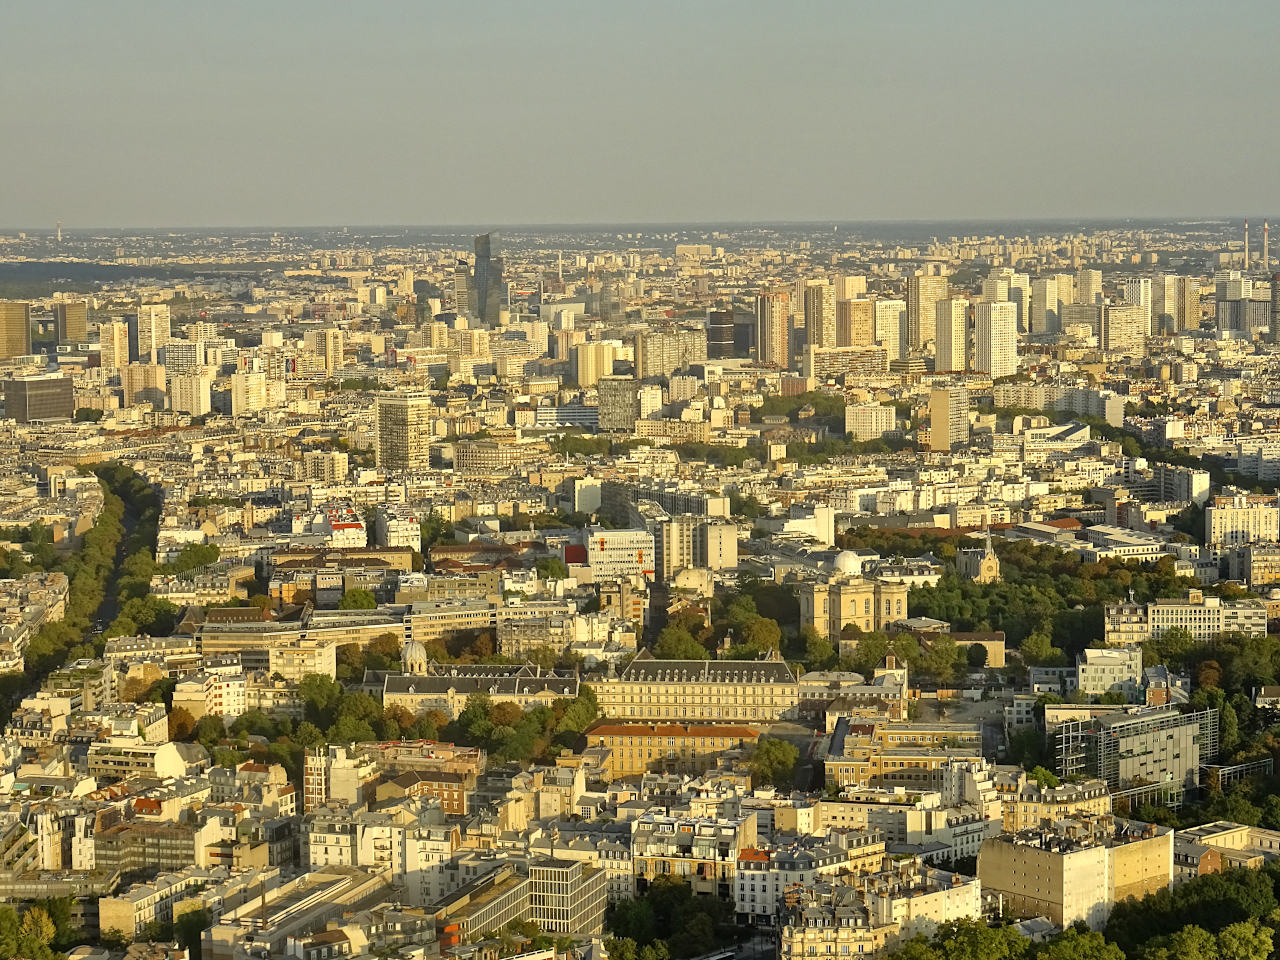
[3,0,1278,228]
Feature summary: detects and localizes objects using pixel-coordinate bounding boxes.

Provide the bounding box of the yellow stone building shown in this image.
[584,722,759,779]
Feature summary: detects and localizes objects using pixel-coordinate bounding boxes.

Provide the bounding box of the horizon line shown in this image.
[0,215,1262,234]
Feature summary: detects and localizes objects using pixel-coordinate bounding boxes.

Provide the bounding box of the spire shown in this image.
[984,523,995,556]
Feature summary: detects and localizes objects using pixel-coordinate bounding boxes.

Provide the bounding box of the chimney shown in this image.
[1246,220,1251,269]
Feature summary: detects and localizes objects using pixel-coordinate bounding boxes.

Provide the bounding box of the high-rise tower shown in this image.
[975,301,1017,378]
[472,233,504,326]
[755,291,790,367]
[0,301,32,360]
[53,300,88,343]
[907,274,949,350]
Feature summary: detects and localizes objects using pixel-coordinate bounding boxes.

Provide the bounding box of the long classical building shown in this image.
[593,651,799,723]
[383,662,579,719]
[584,722,759,779]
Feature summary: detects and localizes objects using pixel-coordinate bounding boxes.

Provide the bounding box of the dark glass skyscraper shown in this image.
[472,233,504,326]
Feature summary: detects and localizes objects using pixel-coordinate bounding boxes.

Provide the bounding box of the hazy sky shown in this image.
[4,0,1278,228]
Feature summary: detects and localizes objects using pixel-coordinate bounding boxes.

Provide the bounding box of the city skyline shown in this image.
[5,0,1279,227]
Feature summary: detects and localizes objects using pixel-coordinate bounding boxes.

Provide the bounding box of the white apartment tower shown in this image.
[974,301,1018,378]
[874,299,907,361]
[756,291,790,367]
[1030,277,1059,335]
[1122,278,1153,334]
[935,298,967,372]
[804,282,837,349]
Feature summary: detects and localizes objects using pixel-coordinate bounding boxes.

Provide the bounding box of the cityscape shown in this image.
[6,4,1280,960]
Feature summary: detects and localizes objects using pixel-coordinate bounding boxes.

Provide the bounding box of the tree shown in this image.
[1029,765,1060,788]
[1035,927,1124,960]
[653,626,709,660]
[166,542,221,574]
[1216,918,1273,960]
[804,630,837,671]
[751,737,799,790]
[966,643,989,669]
[168,706,196,741]
[1020,630,1063,667]
[175,908,211,959]
[535,557,569,580]
[736,615,782,654]
[1197,660,1223,689]
[194,714,226,750]
[338,588,377,610]
[927,919,1028,960]
[298,674,344,728]
[17,907,56,960]
[604,937,639,960]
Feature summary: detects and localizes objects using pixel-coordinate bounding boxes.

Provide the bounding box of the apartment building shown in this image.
[736,833,884,925]
[631,813,757,900]
[1104,589,1267,645]
[1076,647,1143,701]
[978,815,1173,930]
[997,778,1112,832]
[778,860,981,959]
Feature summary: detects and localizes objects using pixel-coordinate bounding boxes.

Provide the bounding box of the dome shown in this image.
[401,639,429,675]
[832,550,861,576]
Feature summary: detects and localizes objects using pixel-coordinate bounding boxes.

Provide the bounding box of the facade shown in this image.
[1103,589,1268,645]
[634,328,706,379]
[845,403,896,441]
[1055,706,1219,798]
[53,300,88,343]
[1102,303,1147,355]
[974,301,1017,378]
[383,663,579,719]
[584,722,759,779]
[874,299,906,361]
[737,834,884,925]
[1206,494,1280,547]
[1029,277,1059,335]
[0,300,32,359]
[472,232,504,326]
[837,298,874,347]
[907,274,949,350]
[99,319,130,370]
[585,526,656,579]
[632,813,757,899]
[376,393,434,472]
[122,362,167,408]
[595,651,799,723]
[1076,647,1143,701]
[934,298,967,372]
[798,574,910,642]
[999,779,1112,832]
[756,291,790,367]
[168,372,213,415]
[927,387,968,452]
[978,815,1172,930]
[955,534,1000,584]
[3,373,74,422]
[128,304,171,362]
[804,282,837,349]
[778,861,981,960]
